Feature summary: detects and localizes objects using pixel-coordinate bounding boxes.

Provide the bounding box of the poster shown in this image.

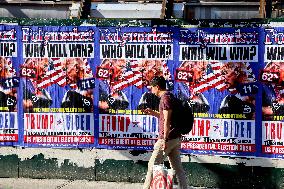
[0,24,283,159]
[177,28,260,156]
[96,27,174,149]
[0,25,19,145]
[262,28,284,158]
[20,26,96,147]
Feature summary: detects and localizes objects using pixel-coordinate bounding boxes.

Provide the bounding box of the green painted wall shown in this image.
[1,153,284,189]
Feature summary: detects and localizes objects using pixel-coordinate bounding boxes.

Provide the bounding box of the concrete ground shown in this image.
[0,178,214,189]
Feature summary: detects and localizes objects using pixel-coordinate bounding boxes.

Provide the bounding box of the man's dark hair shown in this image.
[150,76,167,90]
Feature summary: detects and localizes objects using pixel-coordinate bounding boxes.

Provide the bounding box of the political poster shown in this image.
[262,27,284,158]
[0,25,19,146]
[0,24,283,159]
[96,27,174,149]
[20,26,96,147]
[176,28,260,156]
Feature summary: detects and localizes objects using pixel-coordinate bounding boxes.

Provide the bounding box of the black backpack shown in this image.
[172,96,194,135]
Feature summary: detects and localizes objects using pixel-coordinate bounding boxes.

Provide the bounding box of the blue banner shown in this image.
[176,28,261,157]
[0,25,19,146]
[19,26,96,148]
[96,27,174,150]
[261,27,284,158]
[0,24,282,159]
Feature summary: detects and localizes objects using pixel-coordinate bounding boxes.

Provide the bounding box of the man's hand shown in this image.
[162,139,168,151]
[141,108,160,118]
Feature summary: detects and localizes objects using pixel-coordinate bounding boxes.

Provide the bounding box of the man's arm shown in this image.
[142,108,160,118]
[163,109,172,141]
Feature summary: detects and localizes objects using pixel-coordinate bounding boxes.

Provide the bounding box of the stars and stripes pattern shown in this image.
[0,57,17,93]
[111,60,142,91]
[29,57,257,96]
[264,62,284,99]
[110,60,172,92]
[105,59,256,95]
[5,57,16,78]
[36,58,92,89]
[187,61,256,95]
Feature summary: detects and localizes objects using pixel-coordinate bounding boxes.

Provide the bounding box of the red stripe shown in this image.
[39,74,66,88]
[24,135,94,144]
[0,134,18,142]
[193,76,226,93]
[215,85,227,92]
[211,66,221,70]
[194,73,223,88]
[40,69,64,82]
[112,77,141,91]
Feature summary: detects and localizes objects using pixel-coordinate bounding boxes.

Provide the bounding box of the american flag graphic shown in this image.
[0,57,16,93]
[5,57,16,77]
[36,58,92,89]
[264,62,284,98]
[111,60,142,91]
[110,60,171,92]
[187,61,256,95]
[0,57,16,78]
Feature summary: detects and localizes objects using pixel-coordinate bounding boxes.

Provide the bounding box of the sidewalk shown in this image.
[0,178,213,189]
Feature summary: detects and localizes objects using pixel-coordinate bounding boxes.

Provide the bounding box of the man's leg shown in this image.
[168,140,188,189]
[143,139,165,189]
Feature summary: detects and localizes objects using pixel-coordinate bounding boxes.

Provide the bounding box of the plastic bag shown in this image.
[151,164,174,189]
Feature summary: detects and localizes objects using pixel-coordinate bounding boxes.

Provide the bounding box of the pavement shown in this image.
[0,178,214,189]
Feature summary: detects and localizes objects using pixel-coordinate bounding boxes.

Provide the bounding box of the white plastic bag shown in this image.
[151,164,174,189]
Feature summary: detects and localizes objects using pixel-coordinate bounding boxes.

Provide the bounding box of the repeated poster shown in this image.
[176,28,260,156]
[20,26,96,147]
[0,24,282,159]
[262,28,284,158]
[0,25,19,145]
[96,27,174,149]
